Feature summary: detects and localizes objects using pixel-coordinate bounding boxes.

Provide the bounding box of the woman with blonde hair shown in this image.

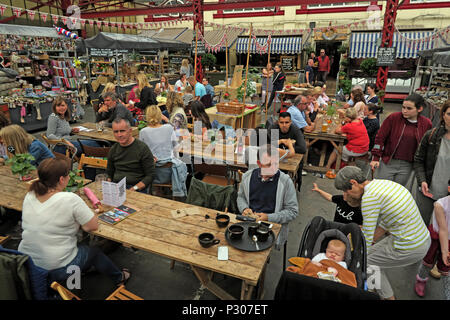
[134,73,157,111]
[325,107,369,178]
[166,91,187,131]
[139,106,181,189]
[180,59,191,78]
[0,124,54,166]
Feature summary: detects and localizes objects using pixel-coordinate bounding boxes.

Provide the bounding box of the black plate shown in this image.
[225,222,275,252]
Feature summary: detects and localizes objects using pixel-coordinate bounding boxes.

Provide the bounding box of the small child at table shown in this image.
[183,86,194,108]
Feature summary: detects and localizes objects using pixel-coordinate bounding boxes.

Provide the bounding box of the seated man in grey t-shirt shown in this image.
[96,91,135,127]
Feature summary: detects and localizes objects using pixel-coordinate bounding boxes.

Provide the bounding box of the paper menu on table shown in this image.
[102,177,126,207]
[75,126,93,132]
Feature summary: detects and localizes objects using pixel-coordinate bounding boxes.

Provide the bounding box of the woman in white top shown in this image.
[18,158,130,286]
[139,105,178,185]
[174,73,187,92]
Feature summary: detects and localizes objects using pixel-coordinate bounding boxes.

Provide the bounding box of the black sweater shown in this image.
[135,86,157,110]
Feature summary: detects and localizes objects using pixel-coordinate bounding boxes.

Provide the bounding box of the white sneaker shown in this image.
[302,170,307,176]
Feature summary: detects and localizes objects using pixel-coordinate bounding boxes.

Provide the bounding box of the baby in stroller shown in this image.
[312,239,347,269]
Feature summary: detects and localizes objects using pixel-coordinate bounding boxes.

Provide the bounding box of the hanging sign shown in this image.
[376,47,396,66]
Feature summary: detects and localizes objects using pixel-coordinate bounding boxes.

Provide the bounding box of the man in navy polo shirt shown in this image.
[237,145,298,250]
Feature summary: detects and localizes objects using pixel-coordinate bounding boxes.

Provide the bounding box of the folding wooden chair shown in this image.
[77,139,111,158]
[78,154,108,179]
[50,282,143,300]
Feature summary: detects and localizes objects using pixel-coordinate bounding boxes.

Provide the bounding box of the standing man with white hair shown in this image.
[334,166,431,300]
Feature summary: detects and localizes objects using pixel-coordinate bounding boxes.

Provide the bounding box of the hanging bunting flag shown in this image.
[80,19,86,27]
[61,16,68,26]
[27,10,36,20]
[0,5,6,16]
[40,12,48,22]
[13,7,22,18]
[96,20,102,28]
[51,14,59,24]
[88,19,94,26]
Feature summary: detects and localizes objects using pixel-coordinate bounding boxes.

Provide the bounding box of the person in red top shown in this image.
[325,108,369,178]
[370,93,432,189]
[317,49,330,84]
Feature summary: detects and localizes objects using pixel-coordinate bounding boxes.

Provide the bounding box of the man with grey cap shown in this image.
[334,166,431,300]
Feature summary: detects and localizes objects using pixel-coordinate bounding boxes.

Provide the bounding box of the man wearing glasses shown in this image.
[317,49,330,84]
[287,95,315,133]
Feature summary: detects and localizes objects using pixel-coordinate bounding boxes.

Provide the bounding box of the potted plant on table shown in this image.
[201,53,217,71]
[65,169,84,193]
[6,153,36,181]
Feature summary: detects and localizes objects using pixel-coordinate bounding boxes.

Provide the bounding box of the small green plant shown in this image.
[138,120,147,131]
[337,44,349,54]
[161,91,167,98]
[236,80,256,102]
[292,79,299,84]
[201,53,217,70]
[326,104,337,117]
[6,153,36,178]
[65,169,84,192]
[360,58,378,77]
[340,58,349,68]
[338,71,347,78]
[339,79,352,95]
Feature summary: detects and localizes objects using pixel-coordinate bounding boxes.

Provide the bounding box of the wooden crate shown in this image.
[216,102,245,115]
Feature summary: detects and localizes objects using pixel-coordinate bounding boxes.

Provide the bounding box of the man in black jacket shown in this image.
[264,63,285,114]
[96,92,135,127]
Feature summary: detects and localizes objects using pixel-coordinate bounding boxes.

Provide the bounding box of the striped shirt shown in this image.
[361,179,430,250]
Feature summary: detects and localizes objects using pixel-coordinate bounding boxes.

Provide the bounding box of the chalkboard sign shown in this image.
[90,48,128,57]
[169,56,185,65]
[191,40,206,55]
[376,47,396,67]
[281,56,295,71]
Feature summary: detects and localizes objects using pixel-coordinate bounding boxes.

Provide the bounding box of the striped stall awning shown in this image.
[236,36,302,54]
[349,30,435,59]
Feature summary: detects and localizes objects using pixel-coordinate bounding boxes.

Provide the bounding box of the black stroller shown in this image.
[275,216,380,300]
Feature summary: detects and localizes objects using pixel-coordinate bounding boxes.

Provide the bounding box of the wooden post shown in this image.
[241,24,253,128]
[225,37,229,95]
[265,35,272,114]
[194,25,198,82]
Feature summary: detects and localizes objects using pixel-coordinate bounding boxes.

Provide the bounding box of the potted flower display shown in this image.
[6,153,36,181]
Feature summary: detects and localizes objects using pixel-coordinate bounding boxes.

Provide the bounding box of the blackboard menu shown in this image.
[90,48,128,57]
[281,56,295,71]
[169,56,185,65]
[376,47,396,67]
[191,40,206,55]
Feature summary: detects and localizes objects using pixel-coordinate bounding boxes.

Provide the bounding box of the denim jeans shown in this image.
[48,245,122,286]
[53,139,101,157]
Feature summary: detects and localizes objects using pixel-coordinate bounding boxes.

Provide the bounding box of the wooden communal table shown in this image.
[0,165,91,212]
[206,106,259,130]
[176,139,303,185]
[73,122,139,143]
[303,130,346,174]
[81,181,281,300]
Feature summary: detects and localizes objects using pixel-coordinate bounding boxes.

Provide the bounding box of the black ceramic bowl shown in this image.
[247,222,260,236]
[228,224,244,240]
[256,226,270,242]
[216,214,230,228]
[198,232,220,248]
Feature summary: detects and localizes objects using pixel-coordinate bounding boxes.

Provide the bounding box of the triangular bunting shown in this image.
[27,10,36,20]
[0,5,6,16]
[52,14,59,24]
[40,12,48,22]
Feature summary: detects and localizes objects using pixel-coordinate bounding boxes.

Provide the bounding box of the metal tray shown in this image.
[224,222,275,252]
